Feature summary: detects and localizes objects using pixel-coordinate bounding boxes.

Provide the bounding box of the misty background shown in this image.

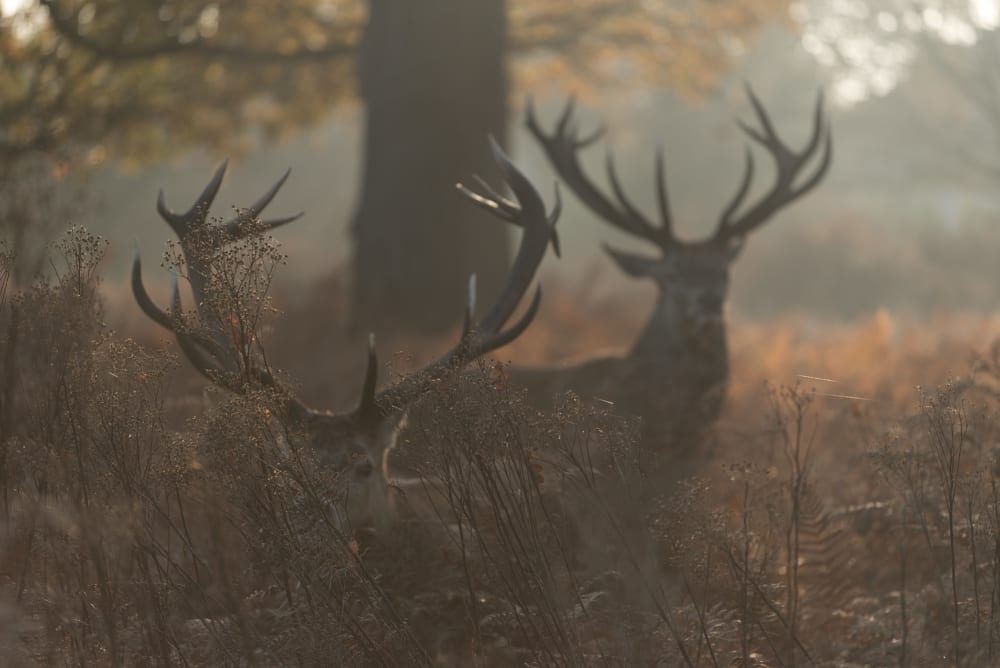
[6,1,1000,340]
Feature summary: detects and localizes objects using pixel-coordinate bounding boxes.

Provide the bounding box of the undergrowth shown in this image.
[5,226,1000,665]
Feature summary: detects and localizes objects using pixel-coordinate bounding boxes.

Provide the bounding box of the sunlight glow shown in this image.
[971,0,1000,29]
[796,0,1000,107]
[0,0,29,16]
[2,0,47,40]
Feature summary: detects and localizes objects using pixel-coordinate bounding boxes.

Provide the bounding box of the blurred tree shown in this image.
[796,0,1000,182]
[350,2,509,334]
[0,153,83,284]
[1,0,790,333]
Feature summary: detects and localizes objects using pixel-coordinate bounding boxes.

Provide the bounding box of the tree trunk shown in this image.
[351,0,510,337]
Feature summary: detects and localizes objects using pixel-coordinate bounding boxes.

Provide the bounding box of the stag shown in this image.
[509,87,832,463]
[131,140,560,529]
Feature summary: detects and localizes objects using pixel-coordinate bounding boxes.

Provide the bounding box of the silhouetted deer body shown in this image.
[131,140,560,528]
[516,87,832,460]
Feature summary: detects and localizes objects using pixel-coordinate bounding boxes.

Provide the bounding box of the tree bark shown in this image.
[351,0,511,337]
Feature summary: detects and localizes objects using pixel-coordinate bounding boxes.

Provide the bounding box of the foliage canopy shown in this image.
[1,0,791,165]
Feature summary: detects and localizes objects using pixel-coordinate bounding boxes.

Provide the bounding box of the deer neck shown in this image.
[617,293,730,453]
[628,294,729,388]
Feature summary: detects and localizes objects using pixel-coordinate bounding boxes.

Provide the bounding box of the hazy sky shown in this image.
[10,1,1000,321]
[798,0,1000,105]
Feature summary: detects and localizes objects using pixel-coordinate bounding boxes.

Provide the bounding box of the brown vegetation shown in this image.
[4,225,1000,665]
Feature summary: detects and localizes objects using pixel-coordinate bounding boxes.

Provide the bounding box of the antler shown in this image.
[458,173,563,258]
[131,160,303,394]
[526,96,677,251]
[134,146,557,436]
[712,86,832,243]
[529,88,832,251]
[359,138,560,424]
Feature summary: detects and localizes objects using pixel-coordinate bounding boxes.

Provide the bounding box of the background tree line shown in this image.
[0,0,789,334]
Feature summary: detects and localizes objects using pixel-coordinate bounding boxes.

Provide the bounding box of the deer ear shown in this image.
[603,244,660,278]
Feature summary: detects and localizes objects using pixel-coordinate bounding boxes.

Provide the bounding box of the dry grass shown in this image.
[7,227,1000,665]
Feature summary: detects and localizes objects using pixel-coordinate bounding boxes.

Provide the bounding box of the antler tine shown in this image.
[356,333,380,429]
[795,127,833,194]
[653,145,674,240]
[132,241,227,362]
[219,168,304,238]
[134,163,305,400]
[257,211,307,233]
[527,95,674,250]
[457,170,563,258]
[461,275,477,339]
[457,178,519,223]
[156,159,229,235]
[244,167,291,217]
[163,268,238,386]
[546,182,563,257]
[714,88,832,242]
[526,96,605,153]
[132,242,229,361]
[471,174,517,211]
[135,250,297,401]
[476,137,551,334]
[716,147,756,232]
[131,242,173,331]
[169,270,182,320]
[605,151,659,241]
[799,89,828,166]
[372,140,557,414]
[788,91,834,196]
[553,94,577,138]
[472,287,542,356]
[741,84,781,150]
[535,95,604,148]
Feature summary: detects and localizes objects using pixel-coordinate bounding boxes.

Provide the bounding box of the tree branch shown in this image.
[39,0,356,63]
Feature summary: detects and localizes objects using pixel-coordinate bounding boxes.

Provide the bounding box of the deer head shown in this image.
[131,140,560,528]
[527,87,831,334]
